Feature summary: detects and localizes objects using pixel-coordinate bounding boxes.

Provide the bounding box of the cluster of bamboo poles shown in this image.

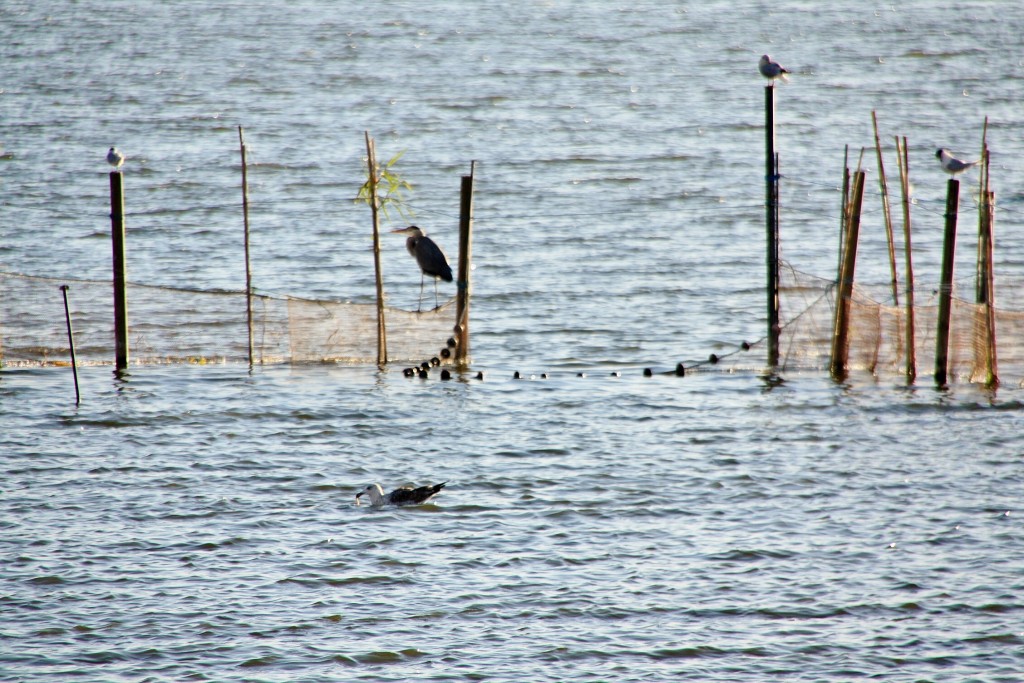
[828,113,997,387]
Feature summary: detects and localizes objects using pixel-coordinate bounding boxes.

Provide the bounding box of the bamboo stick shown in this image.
[830,170,865,380]
[895,135,916,382]
[238,126,255,366]
[872,111,899,306]
[365,132,387,366]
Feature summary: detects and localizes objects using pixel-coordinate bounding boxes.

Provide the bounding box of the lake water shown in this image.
[2,1,1023,681]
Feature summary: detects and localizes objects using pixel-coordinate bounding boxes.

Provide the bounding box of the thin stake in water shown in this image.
[59,285,80,405]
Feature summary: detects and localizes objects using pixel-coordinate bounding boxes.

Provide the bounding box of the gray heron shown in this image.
[391,225,453,311]
[355,482,447,507]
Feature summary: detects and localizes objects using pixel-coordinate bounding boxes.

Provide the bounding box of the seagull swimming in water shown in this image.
[355,482,447,507]
[936,148,979,176]
[759,55,790,83]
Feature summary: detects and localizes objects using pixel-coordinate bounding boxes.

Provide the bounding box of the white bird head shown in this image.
[355,483,386,506]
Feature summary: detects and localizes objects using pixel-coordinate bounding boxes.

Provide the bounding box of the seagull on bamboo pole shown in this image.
[391,225,453,312]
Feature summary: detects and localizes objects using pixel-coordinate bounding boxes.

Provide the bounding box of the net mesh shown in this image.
[3,267,1022,384]
[776,263,1021,384]
[0,271,456,367]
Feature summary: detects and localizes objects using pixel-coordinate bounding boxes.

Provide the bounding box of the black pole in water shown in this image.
[935,178,959,387]
[765,85,780,367]
[455,160,475,366]
[110,170,129,372]
[60,285,81,405]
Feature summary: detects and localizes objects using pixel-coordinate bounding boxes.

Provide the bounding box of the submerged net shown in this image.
[0,271,456,367]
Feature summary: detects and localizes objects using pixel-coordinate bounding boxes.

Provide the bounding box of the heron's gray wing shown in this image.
[414,237,453,281]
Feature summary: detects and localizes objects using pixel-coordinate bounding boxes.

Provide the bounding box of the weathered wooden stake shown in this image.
[60,285,80,405]
[365,132,387,366]
[454,161,475,365]
[980,188,998,387]
[872,111,899,306]
[895,135,916,382]
[975,118,997,387]
[838,145,850,283]
[239,125,255,366]
[830,170,865,380]
[764,84,780,367]
[934,178,960,387]
[110,170,129,372]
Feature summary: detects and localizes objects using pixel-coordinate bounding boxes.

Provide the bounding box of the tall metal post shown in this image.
[455,161,475,365]
[935,179,959,387]
[110,170,129,372]
[765,85,780,367]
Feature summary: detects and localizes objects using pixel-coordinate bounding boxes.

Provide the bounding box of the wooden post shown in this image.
[239,125,255,366]
[454,161,475,365]
[980,188,998,387]
[872,111,899,306]
[895,136,916,382]
[110,170,129,372]
[934,179,960,387]
[838,145,850,283]
[765,84,780,367]
[830,170,865,380]
[365,132,387,366]
[60,285,80,405]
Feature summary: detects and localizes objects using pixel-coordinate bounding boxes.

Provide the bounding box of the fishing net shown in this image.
[0,271,456,367]
[776,264,1023,385]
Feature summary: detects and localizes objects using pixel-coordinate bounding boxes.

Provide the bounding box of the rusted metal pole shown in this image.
[454,161,475,365]
[60,285,80,405]
[110,170,129,372]
[935,179,960,387]
[239,126,255,366]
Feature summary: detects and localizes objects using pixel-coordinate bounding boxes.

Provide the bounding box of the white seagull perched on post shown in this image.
[759,55,790,83]
[936,148,979,176]
[355,482,447,507]
[106,146,125,170]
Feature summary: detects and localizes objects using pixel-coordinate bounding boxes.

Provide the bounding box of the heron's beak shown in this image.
[389,227,406,234]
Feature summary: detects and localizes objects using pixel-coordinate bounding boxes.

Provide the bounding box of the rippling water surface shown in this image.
[3,1,1024,681]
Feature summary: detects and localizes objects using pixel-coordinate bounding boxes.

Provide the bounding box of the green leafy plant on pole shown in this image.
[357,149,414,221]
